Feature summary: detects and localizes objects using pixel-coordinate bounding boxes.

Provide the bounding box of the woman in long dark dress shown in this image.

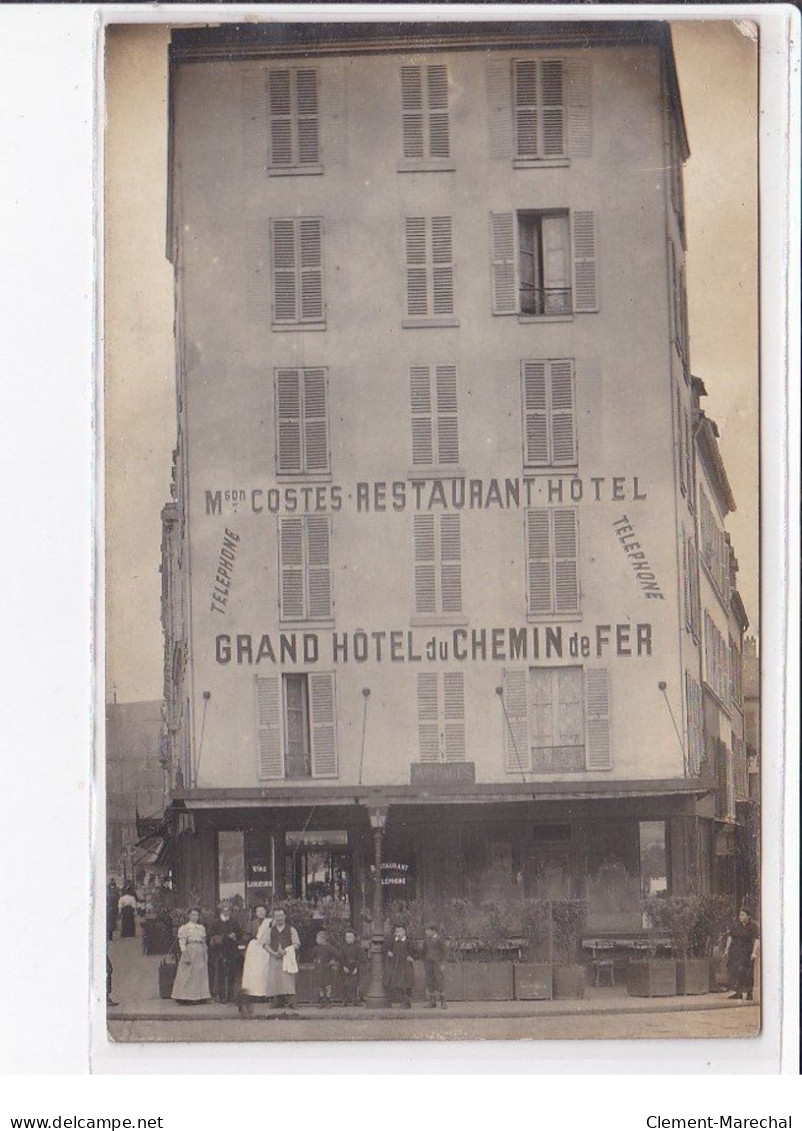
[384,924,415,1009]
[725,908,759,1001]
[118,887,137,938]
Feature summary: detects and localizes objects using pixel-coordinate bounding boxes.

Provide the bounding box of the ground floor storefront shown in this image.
[168,782,738,936]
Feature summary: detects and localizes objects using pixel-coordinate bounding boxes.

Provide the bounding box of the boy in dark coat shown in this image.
[339,927,363,1006]
[421,924,448,1009]
[312,929,338,1007]
[385,924,415,1008]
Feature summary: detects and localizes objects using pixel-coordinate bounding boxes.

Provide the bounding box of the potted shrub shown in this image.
[626,897,677,998]
[513,899,553,1001]
[440,898,515,1001]
[550,900,588,999]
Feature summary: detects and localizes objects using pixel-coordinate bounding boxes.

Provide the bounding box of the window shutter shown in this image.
[435,364,459,464]
[303,368,329,472]
[529,668,554,752]
[679,264,690,374]
[682,530,690,627]
[276,369,303,473]
[566,56,592,156]
[242,71,269,170]
[405,217,429,316]
[431,217,454,315]
[439,514,462,613]
[553,509,579,614]
[295,69,319,165]
[685,672,693,773]
[667,238,678,346]
[677,386,686,495]
[256,676,283,779]
[540,60,565,157]
[502,669,529,774]
[401,66,424,158]
[526,509,552,615]
[279,517,305,619]
[684,410,692,498]
[410,366,434,465]
[549,359,576,464]
[557,667,583,746]
[272,219,297,323]
[486,58,513,159]
[490,212,516,314]
[427,65,450,158]
[309,672,337,777]
[522,361,549,465]
[514,60,538,157]
[571,211,598,313]
[414,514,436,613]
[585,669,611,769]
[306,515,332,619]
[268,70,293,166]
[299,218,324,322]
[443,672,466,762]
[417,672,440,762]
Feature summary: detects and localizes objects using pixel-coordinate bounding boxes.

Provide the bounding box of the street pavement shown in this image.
[105,935,760,1043]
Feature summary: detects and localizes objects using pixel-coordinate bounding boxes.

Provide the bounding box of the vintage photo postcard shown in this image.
[102,10,768,1049]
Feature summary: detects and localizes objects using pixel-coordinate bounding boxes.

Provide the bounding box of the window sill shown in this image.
[410,614,469,628]
[272,323,327,333]
[397,158,456,174]
[518,314,574,325]
[402,317,460,329]
[513,157,570,170]
[407,467,465,480]
[275,472,333,483]
[526,612,582,624]
[268,164,324,177]
[278,619,335,631]
[523,464,579,476]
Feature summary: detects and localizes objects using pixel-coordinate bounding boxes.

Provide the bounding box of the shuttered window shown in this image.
[490,210,597,315]
[410,364,460,466]
[275,368,330,475]
[413,513,462,615]
[256,673,337,780]
[688,532,701,640]
[685,672,704,775]
[501,666,610,774]
[278,515,332,621]
[271,217,325,327]
[677,386,687,496]
[699,487,731,606]
[522,359,576,467]
[268,68,320,169]
[513,59,565,158]
[401,65,450,160]
[526,507,579,617]
[405,216,454,318]
[704,612,730,706]
[417,671,466,763]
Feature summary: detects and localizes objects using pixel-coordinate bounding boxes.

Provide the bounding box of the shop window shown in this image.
[490,209,597,317]
[217,830,246,905]
[585,823,641,932]
[244,829,274,911]
[285,830,350,906]
[639,821,667,898]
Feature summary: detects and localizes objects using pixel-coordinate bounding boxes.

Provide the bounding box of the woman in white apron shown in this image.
[238,905,272,1018]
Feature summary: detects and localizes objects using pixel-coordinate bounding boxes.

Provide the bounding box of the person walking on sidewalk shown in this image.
[171,907,211,1004]
[421,924,448,1009]
[265,908,301,1009]
[725,907,759,1002]
[385,924,415,1009]
[118,886,137,938]
[239,904,272,1018]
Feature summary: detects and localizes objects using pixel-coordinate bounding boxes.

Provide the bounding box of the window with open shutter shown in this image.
[405,216,454,320]
[526,508,579,617]
[279,516,332,622]
[585,668,611,769]
[417,672,466,763]
[256,676,283,779]
[491,210,596,316]
[401,64,450,162]
[276,368,330,476]
[271,217,325,327]
[410,364,459,467]
[502,669,529,774]
[529,666,584,771]
[267,67,320,170]
[522,359,576,467]
[309,672,337,777]
[413,513,462,615]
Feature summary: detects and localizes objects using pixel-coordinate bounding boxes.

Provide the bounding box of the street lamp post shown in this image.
[363,806,389,1008]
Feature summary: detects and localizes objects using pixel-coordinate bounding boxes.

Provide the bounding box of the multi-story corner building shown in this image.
[160,20,751,931]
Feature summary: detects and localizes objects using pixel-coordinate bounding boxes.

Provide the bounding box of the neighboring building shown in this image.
[106,700,167,884]
[160,20,751,928]
[741,635,761,910]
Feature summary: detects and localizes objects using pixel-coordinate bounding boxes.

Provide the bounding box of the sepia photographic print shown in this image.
[103,11,764,1047]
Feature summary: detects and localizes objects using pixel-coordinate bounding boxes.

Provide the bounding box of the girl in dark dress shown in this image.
[725,908,759,1001]
[385,924,415,1009]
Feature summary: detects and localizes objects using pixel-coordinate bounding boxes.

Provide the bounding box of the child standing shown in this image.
[385,924,415,1009]
[421,924,448,1009]
[312,929,338,1008]
[339,927,363,1006]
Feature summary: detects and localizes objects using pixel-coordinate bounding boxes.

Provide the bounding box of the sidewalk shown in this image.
[106,936,755,1024]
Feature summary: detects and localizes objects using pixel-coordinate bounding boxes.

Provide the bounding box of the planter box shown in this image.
[514,963,553,1001]
[676,957,711,996]
[445,962,514,1002]
[444,963,465,1002]
[552,964,587,1000]
[626,959,677,998]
